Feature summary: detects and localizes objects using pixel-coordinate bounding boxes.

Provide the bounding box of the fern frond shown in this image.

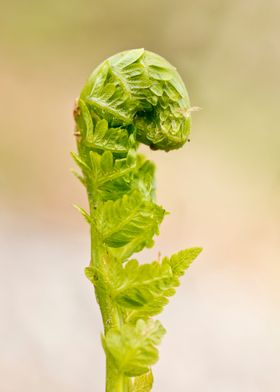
[72,49,201,391]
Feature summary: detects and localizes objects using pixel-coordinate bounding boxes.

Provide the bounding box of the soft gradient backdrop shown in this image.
[1,0,280,391]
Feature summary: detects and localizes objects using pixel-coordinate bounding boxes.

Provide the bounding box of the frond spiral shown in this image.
[76,48,191,152]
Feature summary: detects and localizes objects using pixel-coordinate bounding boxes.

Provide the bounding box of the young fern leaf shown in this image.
[72,49,201,391]
[103,319,165,377]
[96,190,165,248]
[112,248,202,321]
[132,370,154,392]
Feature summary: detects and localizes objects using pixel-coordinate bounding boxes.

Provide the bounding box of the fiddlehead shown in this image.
[73,49,201,391]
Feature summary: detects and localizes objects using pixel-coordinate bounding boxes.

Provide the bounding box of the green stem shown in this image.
[106,361,130,392]
[89,204,131,391]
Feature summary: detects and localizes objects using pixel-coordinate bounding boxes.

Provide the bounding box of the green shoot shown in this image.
[72,48,201,391]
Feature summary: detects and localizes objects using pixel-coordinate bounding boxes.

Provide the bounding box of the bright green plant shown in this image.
[72,48,201,391]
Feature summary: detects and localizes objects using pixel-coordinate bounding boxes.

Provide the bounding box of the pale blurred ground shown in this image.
[1,0,280,391]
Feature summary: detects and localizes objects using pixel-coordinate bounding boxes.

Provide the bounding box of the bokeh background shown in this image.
[1,0,280,391]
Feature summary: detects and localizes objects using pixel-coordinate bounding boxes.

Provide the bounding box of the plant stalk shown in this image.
[89,202,131,391]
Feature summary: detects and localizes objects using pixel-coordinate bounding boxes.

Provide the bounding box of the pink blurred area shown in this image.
[1,0,280,390]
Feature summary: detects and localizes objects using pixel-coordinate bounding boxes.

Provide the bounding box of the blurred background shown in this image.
[1,0,280,390]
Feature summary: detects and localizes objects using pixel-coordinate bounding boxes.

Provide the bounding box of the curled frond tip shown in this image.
[76,48,192,152]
